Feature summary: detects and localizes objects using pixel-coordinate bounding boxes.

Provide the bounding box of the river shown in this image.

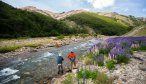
[0,38,100,84]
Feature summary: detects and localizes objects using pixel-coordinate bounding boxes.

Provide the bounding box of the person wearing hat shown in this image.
[57,52,64,74]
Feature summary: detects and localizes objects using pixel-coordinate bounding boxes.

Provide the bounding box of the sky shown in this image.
[2,0,146,17]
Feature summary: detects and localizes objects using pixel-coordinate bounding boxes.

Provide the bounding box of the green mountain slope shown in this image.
[125,25,146,36]
[65,12,131,36]
[0,1,81,38]
[97,12,145,27]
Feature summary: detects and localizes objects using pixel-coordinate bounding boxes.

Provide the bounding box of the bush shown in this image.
[132,45,146,51]
[106,60,115,70]
[77,69,98,79]
[93,72,113,84]
[63,73,75,84]
[84,57,93,65]
[116,55,129,64]
[57,35,64,39]
[99,48,110,55]
[24,44,42,48]
[97,62,104,66]
[0,46,20,53]
[85,53,94,58]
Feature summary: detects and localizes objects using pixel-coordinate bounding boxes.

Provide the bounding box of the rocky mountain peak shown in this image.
[21,6,85,20]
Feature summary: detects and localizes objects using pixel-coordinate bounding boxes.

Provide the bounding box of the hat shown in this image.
[59,52,62,56]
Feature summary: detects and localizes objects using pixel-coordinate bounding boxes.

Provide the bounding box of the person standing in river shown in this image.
[57,52,64,75]
[67,51,77,70]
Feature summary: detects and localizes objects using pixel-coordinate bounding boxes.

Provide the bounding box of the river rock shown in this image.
[47,44,55,47]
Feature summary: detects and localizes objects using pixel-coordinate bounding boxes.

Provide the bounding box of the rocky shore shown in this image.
[51,51,146,84]
[97,51,146,84]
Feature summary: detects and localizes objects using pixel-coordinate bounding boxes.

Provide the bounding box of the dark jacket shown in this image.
[57,56,64,64]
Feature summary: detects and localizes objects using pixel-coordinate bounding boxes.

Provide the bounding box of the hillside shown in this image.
[0,1,83,38]
[64,12,131,35]
[21,6,146,36]
[0,1,145,38]
[97,12,145,27]
[125,25,146,36]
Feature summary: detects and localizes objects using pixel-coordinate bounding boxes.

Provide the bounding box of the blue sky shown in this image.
[2,0,146,17]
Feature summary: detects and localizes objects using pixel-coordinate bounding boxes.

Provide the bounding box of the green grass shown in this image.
[77,69,113,84]
[63,73,75,84]
[63,69,113,84]
[77,69,98,79]
[99,48,111,56]
[0,44,42,53]
[126,25,146,36]
[97,61,104,66]
[24,44,42,48]
[132,46,146,51]
[93,72,113,84]
[57,35,64,39]
[0,46,21,53]
[105,60,115,70]
[116,55,129,64]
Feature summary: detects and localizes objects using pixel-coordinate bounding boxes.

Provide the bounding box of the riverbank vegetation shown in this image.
[82,36,146,70]
[63,69,113,84]
[0,44,42,53]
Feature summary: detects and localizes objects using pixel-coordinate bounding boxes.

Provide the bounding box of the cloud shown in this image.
[87,0,115,9]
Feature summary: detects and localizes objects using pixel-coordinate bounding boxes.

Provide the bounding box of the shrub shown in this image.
[116,55,129,64]
[93,72,113,84]
[63,73,75,84]
[77,69,98,79]
[84,57,93,65]
[132,45,146,51]
[99,48,110,55]
[106,60,115,70]
[85,53,94,58]
[57,35,64,39]
[97,62,104,66]
[24,44,42,48]
[0,46,21,53]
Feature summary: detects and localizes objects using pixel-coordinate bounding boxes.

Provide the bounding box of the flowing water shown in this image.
[0,38,100,84]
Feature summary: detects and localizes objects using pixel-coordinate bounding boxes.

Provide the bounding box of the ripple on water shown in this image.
[0,75,20,84]
[0,68,20,84]
[42,52,54,58]
[31,52,54,62]
[0,68,19,76]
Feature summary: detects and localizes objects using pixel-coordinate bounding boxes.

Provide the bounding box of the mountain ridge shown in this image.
[21,6,145,27]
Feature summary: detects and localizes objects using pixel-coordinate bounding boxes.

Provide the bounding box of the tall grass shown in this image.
[0,44,42,53]
[62,69,113,84]
[0,46,21,53]
[24,44,42,48]
[93,72,113,84]
[63,73,75,84]
[132,45,146,51]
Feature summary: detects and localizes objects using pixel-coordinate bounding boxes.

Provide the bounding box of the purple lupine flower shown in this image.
[87,36,146,60]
